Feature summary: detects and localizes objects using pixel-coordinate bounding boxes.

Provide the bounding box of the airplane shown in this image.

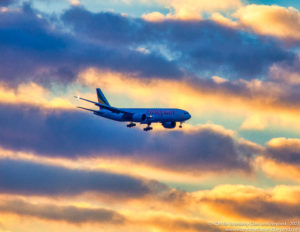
[75,88,191,131]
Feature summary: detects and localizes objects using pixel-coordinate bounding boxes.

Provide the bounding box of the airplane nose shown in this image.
[186,113,191,120]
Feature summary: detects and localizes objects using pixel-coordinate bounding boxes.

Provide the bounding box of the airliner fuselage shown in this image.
[97,108,190,123]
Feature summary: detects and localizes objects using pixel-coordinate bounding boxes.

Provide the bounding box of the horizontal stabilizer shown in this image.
[77,106,98,113]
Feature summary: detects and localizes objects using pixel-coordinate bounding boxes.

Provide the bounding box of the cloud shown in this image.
[0,82,72,108]
[233,4,300,43]
[142,11,165,22]
[0,0,15,6]
[211,12,238,28]
[0,195,224,232]
[0,3,295,88]
[0,158,156,198]
[268,55,300,86]
[256,138,300,181]
[69,0,80,6]
[62,6,294,79]
[240,114,267,131]
[266,138,300,166]
[0,103,258,174]
[251,137,300,181]
[258,156,300,182]
[195,184,300,220]
[0,4,183,86]
[212,5,300,45]
[0,199,125,224]
[139,215,222,232]
[143,0,242,20]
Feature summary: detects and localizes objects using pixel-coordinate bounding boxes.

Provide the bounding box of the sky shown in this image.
[1,0,300,231]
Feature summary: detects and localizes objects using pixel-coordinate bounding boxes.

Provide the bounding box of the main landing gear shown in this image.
[126,122,152,131]
[144,123,153,131]
[179,122,183,128]
[127,122,136,128]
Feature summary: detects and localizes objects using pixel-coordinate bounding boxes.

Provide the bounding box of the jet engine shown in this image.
[162,121,176,129]
[131,113,147,122]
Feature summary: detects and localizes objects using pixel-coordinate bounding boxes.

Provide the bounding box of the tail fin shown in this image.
[96,88,110,106]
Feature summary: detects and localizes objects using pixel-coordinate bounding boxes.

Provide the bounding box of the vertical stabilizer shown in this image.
[96,88,110,106]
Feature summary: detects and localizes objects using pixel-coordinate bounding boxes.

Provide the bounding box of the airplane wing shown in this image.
[75,96,133,116]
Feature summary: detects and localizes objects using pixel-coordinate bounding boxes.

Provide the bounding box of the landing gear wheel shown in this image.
[144,127,153,131]
[144,123,152,131]
[127,122,136,128]
[179,122,183,128]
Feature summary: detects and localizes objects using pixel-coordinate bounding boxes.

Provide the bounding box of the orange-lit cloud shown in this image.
[240,114,267,130]
[1,1,300,232]
[142,11,166,21]
[194,184,300,221]
[143,0,242,20]
[256,138,300,181]
[0,196,222,232]
[233,5,300,42]
[0,82,72,108]
[210,5,300,44]
[2,183,298,231]
[211,12,239,27]
[133,215,222,232]
[258,156,300,181]
[1,151,300,230]
[0,191,220,232]
[69,0,80,6]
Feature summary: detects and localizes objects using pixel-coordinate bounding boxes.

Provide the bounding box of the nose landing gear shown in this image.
[179,122,183,128]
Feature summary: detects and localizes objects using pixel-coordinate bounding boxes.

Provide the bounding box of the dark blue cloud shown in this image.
[62,7,295,79]
[0,4,295,86]
[0,0,15,6]
[62,8,146,46]
[0,199,125,224]
[0,4,183,86]
[0,103,147,156]
[0,158,153,197]
[266,140,300,166]
[0,103,257,173]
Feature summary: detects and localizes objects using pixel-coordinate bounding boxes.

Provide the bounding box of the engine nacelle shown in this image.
[131,113,147,122]
[162,121,176,129]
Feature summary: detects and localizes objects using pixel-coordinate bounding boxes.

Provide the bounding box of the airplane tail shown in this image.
[96,88,110,106]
